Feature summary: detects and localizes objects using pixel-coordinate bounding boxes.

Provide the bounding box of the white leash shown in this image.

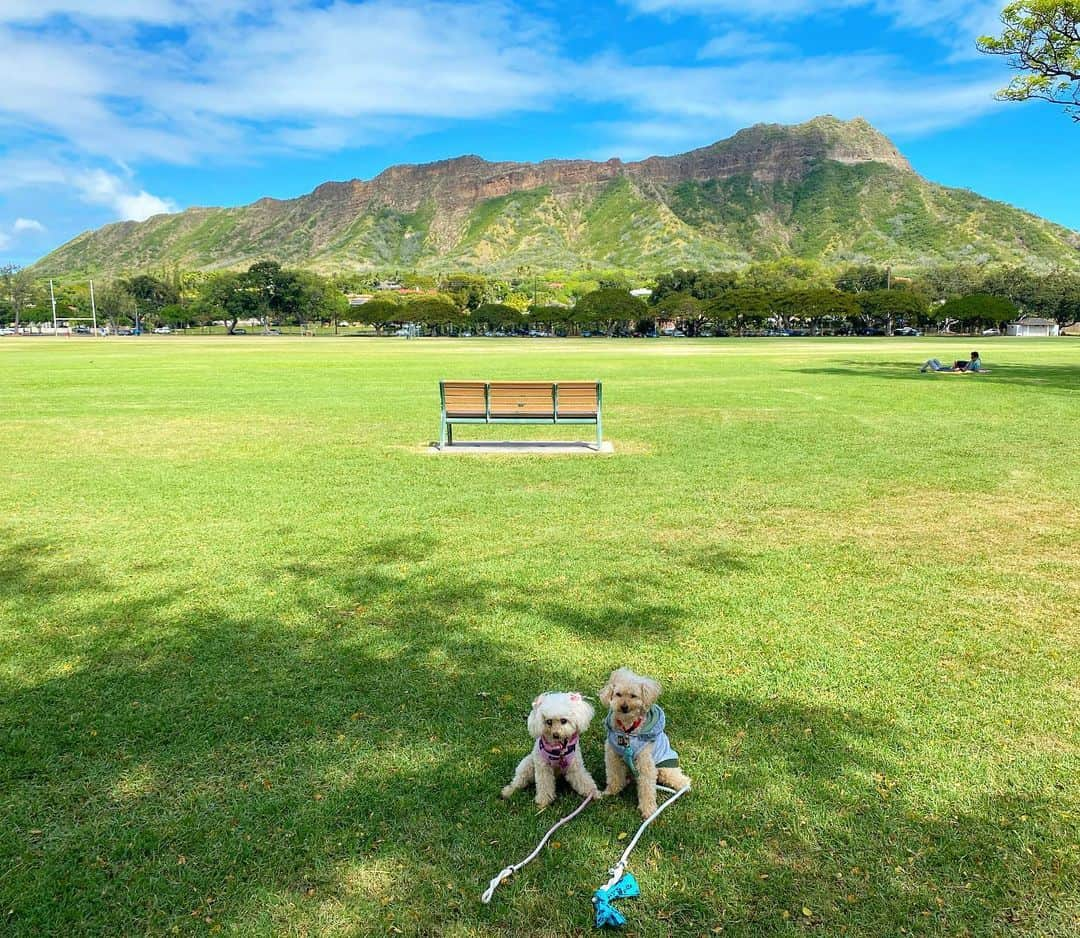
[481,792,596,904]
[599,784,691,891]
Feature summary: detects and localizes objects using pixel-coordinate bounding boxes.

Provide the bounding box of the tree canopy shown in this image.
[978,1,1080,120]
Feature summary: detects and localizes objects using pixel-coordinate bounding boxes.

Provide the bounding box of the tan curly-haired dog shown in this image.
[600,667,691,818]
[501,692,600,808]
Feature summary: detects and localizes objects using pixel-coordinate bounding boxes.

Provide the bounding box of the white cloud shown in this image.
[0,158,177,222]
[73,169,177,221]
[581,53,1001,159]
[697,31,793,60]
[624,0,1004,52]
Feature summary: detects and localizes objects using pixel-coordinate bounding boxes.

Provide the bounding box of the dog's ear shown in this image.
[526,695,546,738]
[567,692,595,732]
[638,675,662,709]
[598,674,616,708]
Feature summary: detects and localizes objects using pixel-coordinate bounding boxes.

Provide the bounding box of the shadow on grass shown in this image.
[794,359,1080,393]
[0,536,1074,935]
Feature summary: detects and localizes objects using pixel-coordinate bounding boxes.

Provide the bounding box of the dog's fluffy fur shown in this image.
[600,667,691,818]
[501,692,600,807]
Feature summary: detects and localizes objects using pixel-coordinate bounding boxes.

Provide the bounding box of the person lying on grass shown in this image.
[920,351,988,373]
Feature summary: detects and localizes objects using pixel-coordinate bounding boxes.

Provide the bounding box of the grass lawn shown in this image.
[1,336,1077,937]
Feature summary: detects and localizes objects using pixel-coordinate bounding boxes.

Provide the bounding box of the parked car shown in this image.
[232,328,247,335]
[895,326,923,336]
[982,328,1001,336]
[0,327,15,336]
[153,326,172,334]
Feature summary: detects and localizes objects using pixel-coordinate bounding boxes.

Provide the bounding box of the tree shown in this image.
[651,269,738,304]
[244,261,285,331]
[653,292,705,334]
[442,273,493,310]
[471,303,523,331]
[978,1,1080,120]
[704,288,773,334]
[352,299,402,333]
[404,295,465,333]
[277,270,347,329]
[834,265,890,293]
[194,272,262,334]
[937,294,1019,329]
[856,290,929,333]
[122,273,179,325]
[573,289,648,333]
[778,289,861,331]
[1,265,39,332]
[97,282,137,333]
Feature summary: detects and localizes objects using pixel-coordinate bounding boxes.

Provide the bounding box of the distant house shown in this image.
[1006,316,1060,337]
[629,288,653,298]
[347,294,373,306]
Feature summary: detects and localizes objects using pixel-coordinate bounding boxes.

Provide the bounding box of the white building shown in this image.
[1006,316,1060,337]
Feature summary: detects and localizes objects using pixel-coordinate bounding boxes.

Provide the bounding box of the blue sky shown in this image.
[1,0,1077,266]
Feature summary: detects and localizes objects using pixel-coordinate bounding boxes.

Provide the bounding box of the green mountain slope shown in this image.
[32,116,1080,276]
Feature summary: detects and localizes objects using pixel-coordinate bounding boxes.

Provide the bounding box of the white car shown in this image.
[153,326,172,334]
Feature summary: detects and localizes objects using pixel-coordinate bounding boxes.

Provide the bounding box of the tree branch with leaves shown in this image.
[978,1,1080,120]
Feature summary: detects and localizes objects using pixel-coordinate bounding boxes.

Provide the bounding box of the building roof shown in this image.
[1012,316,1057,326]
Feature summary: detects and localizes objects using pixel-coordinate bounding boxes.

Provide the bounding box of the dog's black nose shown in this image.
[619,704,630,714]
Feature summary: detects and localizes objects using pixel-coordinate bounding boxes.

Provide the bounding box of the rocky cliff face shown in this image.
[32,116,1079,276]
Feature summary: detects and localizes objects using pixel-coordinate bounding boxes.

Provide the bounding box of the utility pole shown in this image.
[49,279,58,335]
[886,265,892,291]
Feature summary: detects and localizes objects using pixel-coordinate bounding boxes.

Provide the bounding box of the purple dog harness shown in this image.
[537,732,579,771]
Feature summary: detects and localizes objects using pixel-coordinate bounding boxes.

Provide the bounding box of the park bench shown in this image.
[439,380,603,448]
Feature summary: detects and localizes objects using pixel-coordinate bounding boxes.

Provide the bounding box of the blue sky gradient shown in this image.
[1,0,1076,266]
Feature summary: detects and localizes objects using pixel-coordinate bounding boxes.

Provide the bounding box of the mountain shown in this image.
[32,116,1080,276]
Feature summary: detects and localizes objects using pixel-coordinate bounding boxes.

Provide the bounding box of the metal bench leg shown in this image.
[447,423,453,446]
[596,416,602,450]
[439,415,447,449]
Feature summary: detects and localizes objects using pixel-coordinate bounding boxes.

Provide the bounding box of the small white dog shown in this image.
[600,667,691,818]
[501,692,600,807]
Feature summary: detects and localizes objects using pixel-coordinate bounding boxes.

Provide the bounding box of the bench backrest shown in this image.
[441,381,600,419]
[442,381,487,417]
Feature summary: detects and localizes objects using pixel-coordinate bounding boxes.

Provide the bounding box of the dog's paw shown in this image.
[638,802,658,820]
[500,785,515,800]
[534,794,554,809]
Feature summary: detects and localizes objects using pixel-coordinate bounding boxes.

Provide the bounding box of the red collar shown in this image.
[614,715,643,733]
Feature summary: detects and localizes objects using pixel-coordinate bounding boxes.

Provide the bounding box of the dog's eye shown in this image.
[560,718,567,724]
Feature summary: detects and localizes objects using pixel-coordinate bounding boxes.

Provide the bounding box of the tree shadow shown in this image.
[1,540,1074,935]
[794,359,1080,394]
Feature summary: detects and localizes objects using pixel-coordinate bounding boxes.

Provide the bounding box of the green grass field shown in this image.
[1,336,1077,937]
